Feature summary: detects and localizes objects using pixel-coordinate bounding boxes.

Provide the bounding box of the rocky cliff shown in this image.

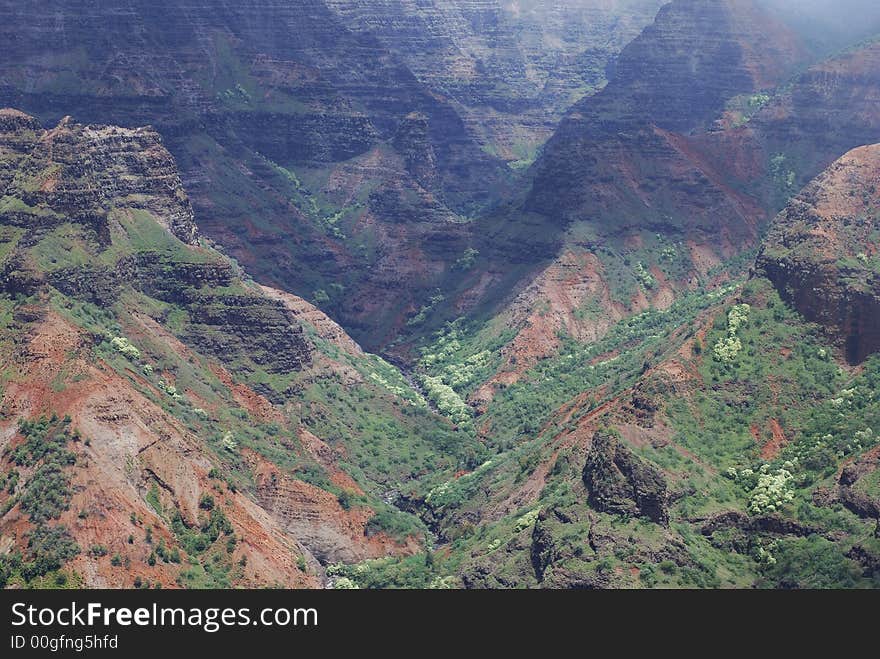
[0,111,480,588]
[756,144,880,364]
[453,7,880,390]
[582,428,669,524]
[0,0,516,350]
[324,0,665,161]
[446,0,818,393]
[527,0,808,227]
[747,41,880,196]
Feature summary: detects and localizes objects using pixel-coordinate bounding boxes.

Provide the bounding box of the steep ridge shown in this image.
[324,0,665,163]
[357,145,880,587]
[756,144,880,364]
[0,0,496,181]
[0,112,483,588]
[317,6,880,587]
[429,6,880,392]
[337,272,880,588]
[744,40,880,195]
[527,0,808,230]
[423,0,815,387]
[0,0,513,350]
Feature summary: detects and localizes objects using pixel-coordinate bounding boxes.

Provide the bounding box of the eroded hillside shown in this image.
[0,111,483,588]
[1,0,880,590]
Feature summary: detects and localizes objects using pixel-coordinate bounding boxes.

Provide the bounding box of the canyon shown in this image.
[1,0,880,589]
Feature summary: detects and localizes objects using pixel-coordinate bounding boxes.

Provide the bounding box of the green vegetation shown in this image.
[726,92,772,127]
[347,275,880,588]
[482,284,738,448]
[420,375,472,426]
[364,507,426,541]
[2,94,877,591]
[770,153,797,194]
[0,417,81,587]
[110,336,142,361]
[453,248,480,271]
[407,291,446,327]
[146,485,163,516]
[712,303,750,362]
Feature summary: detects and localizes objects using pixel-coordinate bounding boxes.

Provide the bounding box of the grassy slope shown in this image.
[327,278,880,588]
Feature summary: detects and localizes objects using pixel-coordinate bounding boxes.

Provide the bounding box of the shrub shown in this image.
[20,463,72,523]
[110,336,141,361]
[713,304,750,363]
[748,466,794,514]
[514,509,540,532]
[333,577,359,589]
[221,431,237,452]
[420,375,472,425]
[453,248,479,271]
[364,509,423,540]
[22,525,79,580]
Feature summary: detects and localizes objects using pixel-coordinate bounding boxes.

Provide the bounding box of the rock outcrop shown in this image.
[1,115,198,244]
[0,110,456,587]
[839,454,880,519]
[755,144,880,364]
[0,111,312,374]
[582,429,669,525]
[530,510,559,581]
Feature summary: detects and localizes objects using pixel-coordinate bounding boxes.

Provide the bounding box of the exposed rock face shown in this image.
[0,0,513,350]
[247,451,418,564]
[839,453,880,519]
[595,0,806,132]
[755,144,880,364]
[528,0,808,229]
[582,429,669,525]
[0,110,446,586]
[259,285,365,357]
[0,0,508,199]
[530,510,559,581]
[0,111,312,373]
[0,115,198,245]
[184,294,311,375]
[450,1,821,361]
[0,318,322,589]
[461,10,880,376]
[0,109,42,188]
[392,112,439,191]
[699,510,821,539]
[324,0,665,158]
[747,41,880,193]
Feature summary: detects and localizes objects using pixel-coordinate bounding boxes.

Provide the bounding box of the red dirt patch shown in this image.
[299,428,363,496]
[759,418,789,460]
[0,312,319,587]
[208,363,284,424]
[244,449,419,563]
